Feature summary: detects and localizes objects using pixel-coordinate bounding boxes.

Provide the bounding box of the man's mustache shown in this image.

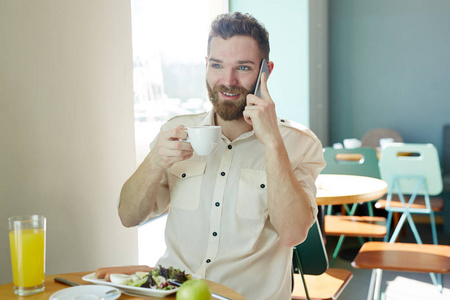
[214,85,250,96]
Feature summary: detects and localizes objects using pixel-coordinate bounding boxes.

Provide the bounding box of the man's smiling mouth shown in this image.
[222,92,238,97]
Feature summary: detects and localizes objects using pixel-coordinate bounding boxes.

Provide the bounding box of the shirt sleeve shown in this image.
[295,137,326,219]
[283,121,325,220]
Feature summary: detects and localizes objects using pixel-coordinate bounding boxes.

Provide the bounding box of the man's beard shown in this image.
[206,81,253,121]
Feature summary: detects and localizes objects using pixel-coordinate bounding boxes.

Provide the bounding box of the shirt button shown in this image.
[212,232,217,236]
[215,202,220,207]
[181,173,186,178]
[228,145,232,150]
[260,184,266,189]
[221,172,226,176]
[206,259,211,263]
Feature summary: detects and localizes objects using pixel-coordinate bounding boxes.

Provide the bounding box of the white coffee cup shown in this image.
[379,138,395,149]
[343,138,362,149]
[184,126,221,156]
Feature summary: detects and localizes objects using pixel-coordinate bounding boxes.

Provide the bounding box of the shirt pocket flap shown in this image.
[169,161,206,179]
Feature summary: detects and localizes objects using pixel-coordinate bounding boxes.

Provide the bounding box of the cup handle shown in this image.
[181,130,190,143]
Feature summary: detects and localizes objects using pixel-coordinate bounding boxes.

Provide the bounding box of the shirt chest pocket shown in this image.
[236,169,268,220]
[168,161,206,210]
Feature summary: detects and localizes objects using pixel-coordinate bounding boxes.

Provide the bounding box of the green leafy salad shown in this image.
[110,265,190,290]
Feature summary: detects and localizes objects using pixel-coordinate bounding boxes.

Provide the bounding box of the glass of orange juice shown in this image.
[8,215,46,296]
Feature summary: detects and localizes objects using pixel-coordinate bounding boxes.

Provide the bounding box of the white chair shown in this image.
[377,143,444,292]
[378,143,443,244]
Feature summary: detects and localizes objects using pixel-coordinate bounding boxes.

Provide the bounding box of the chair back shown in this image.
[322,147,380,178]
[379,143,443,195]
[361,128,403,148]
[293,221,328,275]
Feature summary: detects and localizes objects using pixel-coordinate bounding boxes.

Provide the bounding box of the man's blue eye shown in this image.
[238,66,250,71]
[212,64,221,69]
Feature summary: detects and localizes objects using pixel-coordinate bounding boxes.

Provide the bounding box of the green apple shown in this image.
[176,279,211,300]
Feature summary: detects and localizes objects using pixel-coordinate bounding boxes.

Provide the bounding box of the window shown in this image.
[131,0,227,266]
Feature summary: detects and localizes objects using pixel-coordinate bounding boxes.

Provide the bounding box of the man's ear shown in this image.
[267,61,274,78]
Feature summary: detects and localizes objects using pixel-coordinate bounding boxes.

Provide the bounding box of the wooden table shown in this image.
[315,174,388,233]
[316,174,388,206]
[352,241,450,300]
[0,271,245,300]
[315,174,389,259]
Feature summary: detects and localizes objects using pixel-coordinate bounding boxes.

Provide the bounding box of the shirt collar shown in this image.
[202,109,257,142]
[200,110,215,126]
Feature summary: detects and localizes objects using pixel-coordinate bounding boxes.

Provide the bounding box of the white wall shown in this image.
[0,0,138,284]
[308,0,328,144]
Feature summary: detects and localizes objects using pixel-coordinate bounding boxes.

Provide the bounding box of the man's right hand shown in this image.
[119,125,193,227]
[149,125,194,169]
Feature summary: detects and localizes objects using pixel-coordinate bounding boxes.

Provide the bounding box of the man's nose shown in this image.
[222,69,238,87]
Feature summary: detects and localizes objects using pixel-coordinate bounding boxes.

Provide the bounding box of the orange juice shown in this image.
[9,228,45,287]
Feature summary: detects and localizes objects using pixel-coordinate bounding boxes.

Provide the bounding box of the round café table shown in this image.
[315,173,388,230]
[316,174,388,207]
[315,174,388,262]
[0,271,245,300]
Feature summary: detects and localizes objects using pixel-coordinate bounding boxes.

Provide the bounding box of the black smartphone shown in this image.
[253,59,270,98]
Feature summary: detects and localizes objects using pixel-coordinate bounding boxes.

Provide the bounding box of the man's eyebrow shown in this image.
[208,57,223,63]
[208,58,257,65]
[237,60,256,65]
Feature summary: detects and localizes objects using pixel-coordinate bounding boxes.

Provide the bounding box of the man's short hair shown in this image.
[208,12,270,61]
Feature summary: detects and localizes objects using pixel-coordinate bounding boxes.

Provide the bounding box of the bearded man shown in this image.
[119,12,325,300]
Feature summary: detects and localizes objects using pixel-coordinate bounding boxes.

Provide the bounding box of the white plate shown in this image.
[82,272,178,297]
[50,285,121,300]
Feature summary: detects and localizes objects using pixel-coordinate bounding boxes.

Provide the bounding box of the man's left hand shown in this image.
[243,72,282,146]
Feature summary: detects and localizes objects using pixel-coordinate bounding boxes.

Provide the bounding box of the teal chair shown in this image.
[321,147,387,266]
[378,143,443,244]
[377,143,444,290]
[292,221,353,300]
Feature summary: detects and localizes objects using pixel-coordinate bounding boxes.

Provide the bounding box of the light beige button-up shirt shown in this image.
[148,110,325,300]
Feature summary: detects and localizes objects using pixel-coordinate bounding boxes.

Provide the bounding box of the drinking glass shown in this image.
[9,215,46,295]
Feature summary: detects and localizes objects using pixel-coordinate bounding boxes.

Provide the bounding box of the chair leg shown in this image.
[430,211,438,245]
[420,212,441,291]
[374,269,383,300]
[389,212,409,243]
[366,204,375,244]
[429,272,443,293]
[368,201,374,216]
[358,236,365,245]
[393,212,405,238]
[327,204,333,215]
[405,212,423,244]
[384,211,393,242]
[367,269,383,300]
[367,269,376,300]
[293,248,310,300]
[330,235,345,267]
[437,273,443,293]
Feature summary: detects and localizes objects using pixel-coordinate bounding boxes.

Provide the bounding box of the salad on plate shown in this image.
[82,265,191,297]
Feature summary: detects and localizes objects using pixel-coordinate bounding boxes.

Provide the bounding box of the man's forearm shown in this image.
[265,142,315,247]
[118,155,166,227]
